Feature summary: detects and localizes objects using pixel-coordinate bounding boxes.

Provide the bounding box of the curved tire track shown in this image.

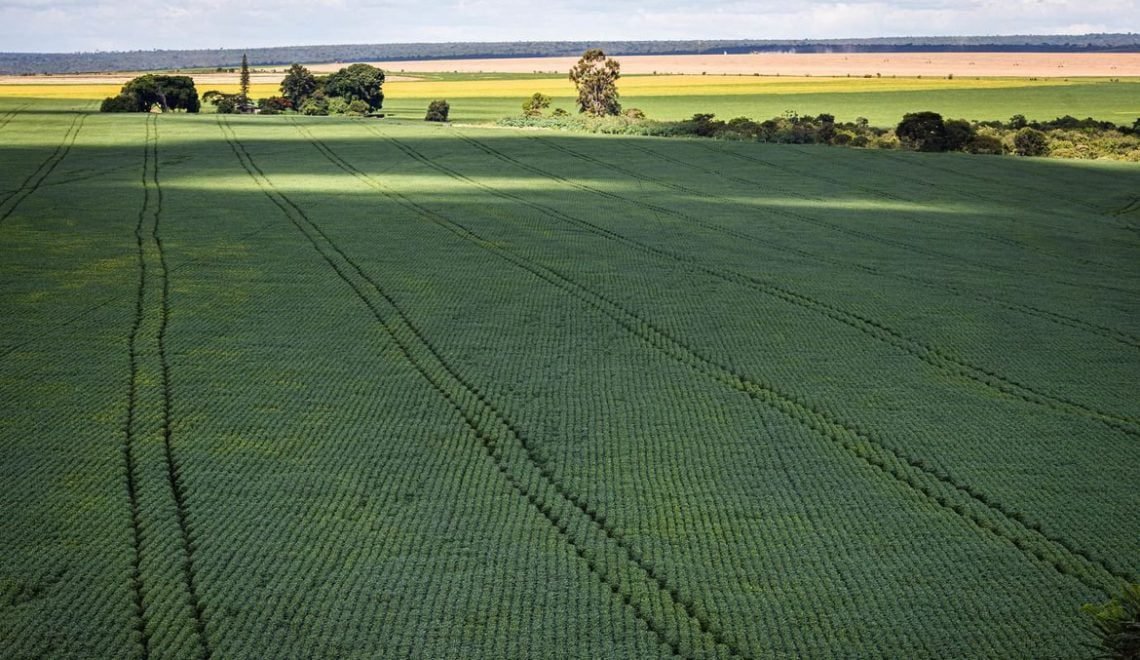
[333,123,1136,595]
[0,113,86,226]
[435,129,1140,438]
[227,117,742,660]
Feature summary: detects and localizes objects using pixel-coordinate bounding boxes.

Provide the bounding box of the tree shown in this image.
[522,92,551,117]
[100,95,136,112]
[425,99,450,122]
[100,75,199,113]
[239,53,251,109]
[323,63,385,110]
[257,96,292,115]
[1083,584,1140,660]
[943,118,975,151]
[569,49,621,116]
[280,63,318,108]
[895,111,948,152]
[1013,127,1048,156]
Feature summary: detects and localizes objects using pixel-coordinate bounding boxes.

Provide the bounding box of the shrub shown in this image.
[943,119,975,151]
[523,92,551,117]
[347,99,370,116]
[1082,584,1140,660]
[623,108,646,120]
[1013,127,1048,157]
[425,99,450,122]
[299,97,328,116]
[100,95,137,112]
[215,97,238,114]
[964,134,1004,155]
[257,96,292,115]
[682,113,725,138]
[326,97,349,115]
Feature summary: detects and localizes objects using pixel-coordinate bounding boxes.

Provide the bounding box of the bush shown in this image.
[964,134,1004,155]
[1083,584,1140,660]
[623,108,646,120]
[522,92,551,117]
[215,97,238,114]
[944,118,975,151]
[299,97,328,116]
[257,96,292,115]
[425,99,450,122]
[1013,127,1048,157]
[326,97,349,115]
[100,95,137,112]
[347,99,370,116]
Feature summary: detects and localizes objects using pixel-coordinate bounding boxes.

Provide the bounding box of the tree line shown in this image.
[6,34,1140,74]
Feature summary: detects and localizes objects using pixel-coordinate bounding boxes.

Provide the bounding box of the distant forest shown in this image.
[2,34,1138,75]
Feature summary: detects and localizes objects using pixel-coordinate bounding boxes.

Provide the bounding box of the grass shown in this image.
[3,73,1138,125]
[383,74,1140,124]
[1,98,1138,657]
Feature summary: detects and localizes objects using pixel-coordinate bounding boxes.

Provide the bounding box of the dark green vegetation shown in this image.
[425,99,450,122]
[500,109,1140,160]
[1,99,1138,657]
[1083,584,1140,659]
[4,34,1139,74]
[242,63,384,116]
[100,75,200,113]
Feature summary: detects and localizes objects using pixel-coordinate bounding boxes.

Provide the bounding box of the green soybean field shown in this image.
[1,99,1138,658]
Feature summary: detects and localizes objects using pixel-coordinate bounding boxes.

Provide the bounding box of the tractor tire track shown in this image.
[149,117,211,659]
[437,129,1140,438]
[0,113,86,225]
[123,114,154,660]
[325,123,1133,595]
[0,103,29,131]
[127,114,210,659]
[230,117,741,660]
[624,140,1140,349]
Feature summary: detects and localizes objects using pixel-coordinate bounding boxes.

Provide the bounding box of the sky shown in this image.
[0,0,1137,53]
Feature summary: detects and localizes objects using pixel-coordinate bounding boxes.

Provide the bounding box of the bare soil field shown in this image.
[357,52,1140,78]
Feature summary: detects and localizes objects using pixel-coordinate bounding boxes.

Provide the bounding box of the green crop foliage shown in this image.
[1,97,1138,658]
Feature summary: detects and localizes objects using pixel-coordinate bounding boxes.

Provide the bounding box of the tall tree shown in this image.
[280,63,317,108]
[239,53,251,107]
[569,49,621,116]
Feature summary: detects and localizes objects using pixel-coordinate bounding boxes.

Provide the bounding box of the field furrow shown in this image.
[0,113,85,225]
[125,114,210,658]
[426,128,1140,433]
[2,102,1136,658]
[219,116,743,659]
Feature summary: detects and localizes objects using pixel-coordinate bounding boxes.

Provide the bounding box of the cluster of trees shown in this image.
[896,111,1140,156]
[100,75,200,112]
[280,62,384,115]
[203,62,386,116]
[501,107,1140,160]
